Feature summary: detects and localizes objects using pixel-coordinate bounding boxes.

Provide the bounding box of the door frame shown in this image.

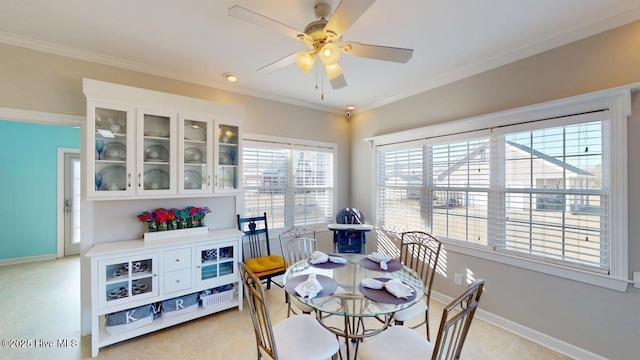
[57,148,81,257]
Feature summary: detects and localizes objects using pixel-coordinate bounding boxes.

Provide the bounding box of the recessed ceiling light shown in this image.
[347,105,355,110]
[223,73,238,82]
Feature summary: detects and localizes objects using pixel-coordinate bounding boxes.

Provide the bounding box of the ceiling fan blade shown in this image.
[343,42,413,63]
[257,52,300,74]
[325,0,376,38]
[330,74,347,89]
[229,5,302,40]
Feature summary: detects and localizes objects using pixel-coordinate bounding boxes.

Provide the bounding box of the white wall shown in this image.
[350,20,640,360]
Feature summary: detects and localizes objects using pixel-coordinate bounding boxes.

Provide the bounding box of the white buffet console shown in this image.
[86,229,243,357]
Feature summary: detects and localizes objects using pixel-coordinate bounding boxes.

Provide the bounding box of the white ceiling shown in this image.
[1,0,640,114]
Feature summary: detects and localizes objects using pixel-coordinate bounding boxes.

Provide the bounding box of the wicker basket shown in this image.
[201,289,234,308]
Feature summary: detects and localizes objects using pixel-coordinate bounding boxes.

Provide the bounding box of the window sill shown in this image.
[443,241,630,292]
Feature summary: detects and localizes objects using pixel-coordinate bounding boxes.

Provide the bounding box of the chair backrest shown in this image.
[399,231,442,304]
[431,279,485,360]
[237,213,271,260]
[239,261,278,359]
[279,227,317,267]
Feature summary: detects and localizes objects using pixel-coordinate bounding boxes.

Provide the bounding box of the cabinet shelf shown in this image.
[96,296,240,349]
[184,139,206,145]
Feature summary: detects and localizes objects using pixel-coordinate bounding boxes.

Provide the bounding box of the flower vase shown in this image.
[158,222,168,231]
[177,218,187,229]
[168,219,177,231]
[147,221,157,232]
[188,217,198,228]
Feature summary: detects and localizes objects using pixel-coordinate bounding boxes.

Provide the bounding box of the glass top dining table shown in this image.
[282,252,425,359]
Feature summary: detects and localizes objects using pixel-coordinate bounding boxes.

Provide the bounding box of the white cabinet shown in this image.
[163,247,192,295]
[196,241,238,289]
[215,121,242,193]
[83,79,243,200]
[136,108,177,196]
[87,102,136,198]
[86,229,244,357]
[97,254,158,309]
[178,114,214,194]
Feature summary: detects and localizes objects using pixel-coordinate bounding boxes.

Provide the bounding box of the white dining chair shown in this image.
[279,227,318,317]
[239,261,340,360]
[359,279,485,360]
[390,231,442,340]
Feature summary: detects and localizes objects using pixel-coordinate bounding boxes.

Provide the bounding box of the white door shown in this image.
[64,152,81,256]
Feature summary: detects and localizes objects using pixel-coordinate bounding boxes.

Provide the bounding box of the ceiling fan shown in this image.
[229,0,413,90]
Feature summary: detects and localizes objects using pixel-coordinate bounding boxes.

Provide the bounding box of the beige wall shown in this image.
[0,42,351,214]
[351,20,640,359]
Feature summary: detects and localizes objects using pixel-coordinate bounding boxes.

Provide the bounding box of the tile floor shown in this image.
[0,257,572,359]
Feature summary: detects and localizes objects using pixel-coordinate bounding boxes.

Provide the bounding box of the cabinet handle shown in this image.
[207,175,211,186]
[128,173,132,188]
[197,265,201,269]
[175,259,180,262]
[176,280,180,283]
[215,175,218,187]
[138,173,142,187]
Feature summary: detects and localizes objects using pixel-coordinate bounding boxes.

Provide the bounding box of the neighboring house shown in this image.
[386,140,597,212]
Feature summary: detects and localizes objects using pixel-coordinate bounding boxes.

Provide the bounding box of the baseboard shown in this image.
[0,254,57,266]
[431,291,607,360]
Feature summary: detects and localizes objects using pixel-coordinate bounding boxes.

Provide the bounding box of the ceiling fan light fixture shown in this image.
[324,62,343,80]
[319,42,340,65]
[295,51,316,74]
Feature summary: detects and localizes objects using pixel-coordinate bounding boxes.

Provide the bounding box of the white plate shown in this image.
[219,149,231,165]
[184,125,206,141]
[143,169,170,190]
[103,141,126,160]
[100,165,126,191]
[144,144,169,161]
[143,115,170,137]
[184,170,203,189]
[184,148,203,163]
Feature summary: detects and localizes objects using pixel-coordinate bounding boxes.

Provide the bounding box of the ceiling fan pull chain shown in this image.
[321,66,325,100]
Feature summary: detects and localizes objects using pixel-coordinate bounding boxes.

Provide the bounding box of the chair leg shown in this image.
[425,310,430,341]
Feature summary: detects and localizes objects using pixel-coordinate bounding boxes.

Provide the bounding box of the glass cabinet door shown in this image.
[179,115,213,194]
[196,242,237,289]
[136,109,177,195]
[98,254,158,308]
[215,122,241,193]
[88,102,135,198]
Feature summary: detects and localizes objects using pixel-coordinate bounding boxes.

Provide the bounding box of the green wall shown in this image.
[0,120,80,260]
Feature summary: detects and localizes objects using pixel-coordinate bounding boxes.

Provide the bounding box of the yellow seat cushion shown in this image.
[246,255,285,276]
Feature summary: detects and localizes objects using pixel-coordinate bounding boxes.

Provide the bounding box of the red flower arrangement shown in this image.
[137,206,210,232]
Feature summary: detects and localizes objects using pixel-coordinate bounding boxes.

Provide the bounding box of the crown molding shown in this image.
[2,4,640,117]
[0,31,343,115]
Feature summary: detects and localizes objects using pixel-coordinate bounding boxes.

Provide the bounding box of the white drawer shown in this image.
[164,248,192,272]
[164,268,192,294]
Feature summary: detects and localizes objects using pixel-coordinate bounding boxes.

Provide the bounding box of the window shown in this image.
[376,146,424,231]
[242,134,335,230]
[370,88,631,291]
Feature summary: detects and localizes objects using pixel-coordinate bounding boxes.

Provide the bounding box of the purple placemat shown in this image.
[359,278,417,305]
[359,257,403,272]
[284,274,338,298]
[307,254,348,269]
